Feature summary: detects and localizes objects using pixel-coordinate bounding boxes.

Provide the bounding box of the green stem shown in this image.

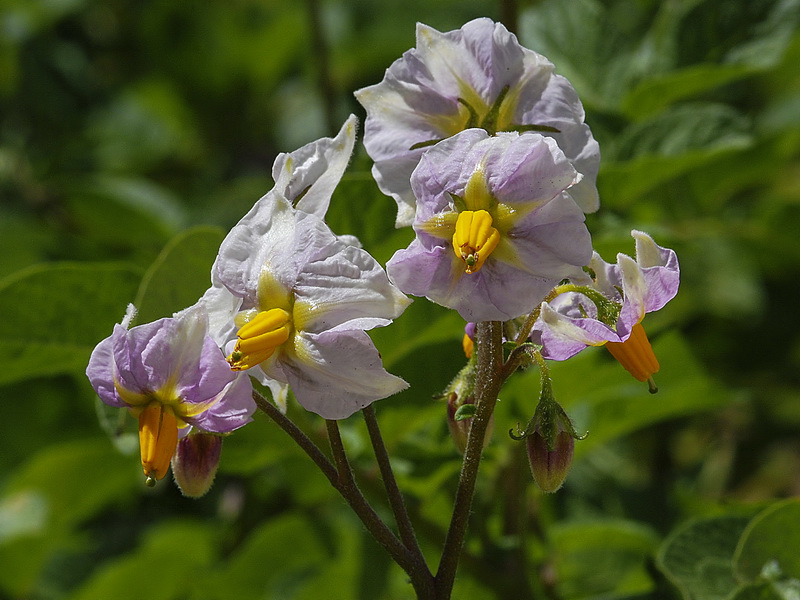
[434,320,505,598]
[362,405,435,596]
[325,419,432,598]
[253,391,420,586]
[253,391,336,481]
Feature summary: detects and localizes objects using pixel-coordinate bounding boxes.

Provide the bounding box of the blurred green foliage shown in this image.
[1,0,800,598]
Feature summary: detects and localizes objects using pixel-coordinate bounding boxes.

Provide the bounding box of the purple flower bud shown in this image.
[526,427,574,493]
[172,432,223,498]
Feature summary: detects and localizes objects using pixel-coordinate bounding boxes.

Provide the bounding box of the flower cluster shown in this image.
[87,116,410,490]
[86,18,680,498]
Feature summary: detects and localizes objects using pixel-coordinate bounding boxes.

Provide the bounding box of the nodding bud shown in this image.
[172,432,223,498]
[512,395,582,493]
[447,392,494,454]
[441,357,492,454]
[526,426,575,493]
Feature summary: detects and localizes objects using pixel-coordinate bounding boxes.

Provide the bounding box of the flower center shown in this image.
[452,210,500,274]
[138,402,179,486]
[227,308,292,370]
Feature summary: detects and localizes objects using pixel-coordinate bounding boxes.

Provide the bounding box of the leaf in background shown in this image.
[734,499,800,582]
[69,520,217,600]
[600,103,752,205]
[0,438,139,598]
[133,226,225,324]
[550,519,661,599]
[621,64,755,120]
[729,580,800,600]
[657,514,753,600]
[518,0,644,112]
[0,262,142,385]
[215,514,330,600]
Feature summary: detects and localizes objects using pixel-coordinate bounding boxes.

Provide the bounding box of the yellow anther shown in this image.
[138,402,179,484]
[227,308,291,371]
[452,210,500,274]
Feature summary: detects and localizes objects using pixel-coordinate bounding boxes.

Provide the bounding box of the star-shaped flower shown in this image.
[386,129,592,322]
[355,18,599,226]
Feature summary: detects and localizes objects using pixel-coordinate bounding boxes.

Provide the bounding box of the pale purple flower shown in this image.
[86,304,255,483]
[531,231,679,385]
[386,129,592,322]
[355,17,599,227]
[200,118,410,420]
[87,304,255,431]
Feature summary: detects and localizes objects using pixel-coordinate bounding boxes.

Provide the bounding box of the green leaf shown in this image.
[133,226,225,324]
[600,104,752,205]
[657,514,753,600]
[734,499,800,582]
[729,580,800,600]
[621,64,755,120]
[551,519,661,599]
[0,438,139,597]
[0,262,143,385]
[70,520,217,600]
[215,514,330,600]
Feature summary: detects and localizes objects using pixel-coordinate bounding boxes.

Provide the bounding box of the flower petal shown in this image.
[272,115,358,218]
[534,301,621,361]
[86,333,126,407]
[281,330,408,420]
[291,216,410,334]
[185,372,255,433]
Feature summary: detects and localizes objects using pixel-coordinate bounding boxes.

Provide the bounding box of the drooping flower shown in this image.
[86,304,255,486]
[355,17,599,227]
[531,231,680,391]
[200,117,410,420]
[386,128,592,322]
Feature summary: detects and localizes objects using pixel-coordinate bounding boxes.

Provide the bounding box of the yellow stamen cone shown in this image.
[227,308,291,371]
[605,322,660,391]
[452,210,500,274]
[138,402,179,485]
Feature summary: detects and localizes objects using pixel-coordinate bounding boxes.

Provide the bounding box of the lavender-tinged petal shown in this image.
[387,241,458,301]
[186,373,255,433]
[213,192,298,306]
[272,115,357,218]
[480,134,579,207]
[517,74,600,213]
[196,283,240,348]
[411,129,490,224]
[86,334,126,407]
[632,230,680,313]
[388,241,558,321]
[290,216,410,334]
[617,254,648,333]
[175,334,237,408]
[113,319,174,394]
[589,252,623,301]
[508,193,592,275]
[535,302,621,361]
[282,330,408,420]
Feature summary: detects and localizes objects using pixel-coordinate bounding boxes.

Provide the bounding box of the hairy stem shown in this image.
[326,419,434,598]
[435,320,505,598]
[253,391,421,588]
[363,406,427,552]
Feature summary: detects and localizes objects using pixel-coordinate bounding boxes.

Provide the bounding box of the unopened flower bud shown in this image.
[526,426,574,493]
[441,357,493,453]
[172,432,223,498]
